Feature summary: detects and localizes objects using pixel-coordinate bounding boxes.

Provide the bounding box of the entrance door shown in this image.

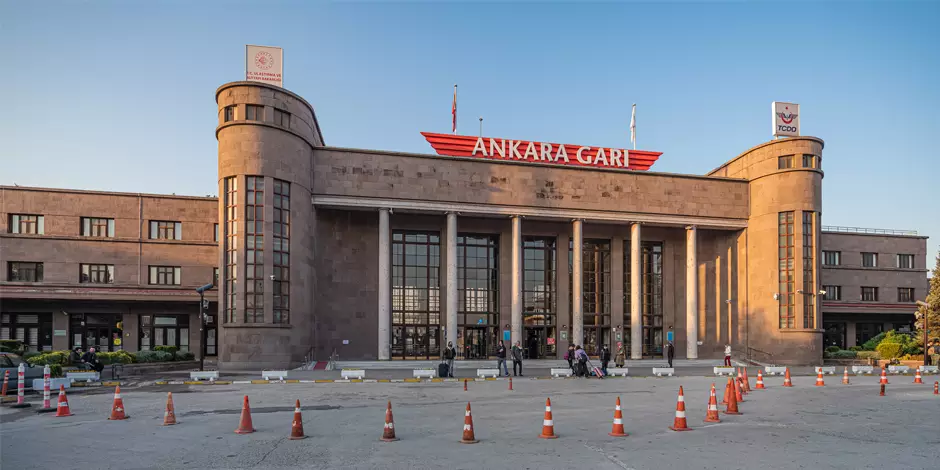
[584,328,611,356]
[525,328,543,359]
[464,327,487,359]
[642,326,663,358]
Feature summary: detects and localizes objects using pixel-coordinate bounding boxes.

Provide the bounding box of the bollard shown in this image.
[11,363,31,408]
[1,370,9,397]
[36,365,56,413]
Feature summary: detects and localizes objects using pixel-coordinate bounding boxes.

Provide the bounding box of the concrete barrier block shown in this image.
[918,365,939,374]
[550,368,573,378]
[413,369,437,379]
[852,365,874,375]
[476,369,499,378]
[66,371,100,382]
[341,369,365,379]
[652,367,675,377]
[714,366,735,376]
[764,366,788,376]
[262,370,288,381]
[887,365,910,374]
[32,378,71,390]
[189,371,220,381]
[815,366,836,375]
[606,367,629,377]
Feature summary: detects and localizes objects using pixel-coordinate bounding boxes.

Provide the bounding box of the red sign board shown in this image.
[421,132,661,171]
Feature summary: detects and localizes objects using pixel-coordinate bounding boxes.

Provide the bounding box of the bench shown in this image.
[66,371,99,383]
[887,365,910,374]
[764,366,788,376]
[262,370,288,381]
[815,366,836,375]
[852,365,874,375]
[476,369,499,378]
[606,367,629,377]
[550,368,573,378]
[412,369,437,379]
[652,367,675,377]
[918,365,939,374]
[32,378,71,390]
[341,369,365,380]
[714,366,735,376]
[189,370,220,381]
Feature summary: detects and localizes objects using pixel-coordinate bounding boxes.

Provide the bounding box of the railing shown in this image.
[746,346,776,366]
[822,226,918,236]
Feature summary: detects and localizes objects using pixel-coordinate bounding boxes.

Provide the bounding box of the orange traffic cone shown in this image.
[464,379,468,391]
[934,381,938,395]
[743,368,752,392]
[736,368,743,385]
[783,368,794,387]
[1,370,8,397]
[162,392,177,425]
[879,366,889,385]
[738,376,748,396]
[460,402,478,444]
[668,386,692,431]
[235,396,255,434]
[723,378,741,415]
[509,376,513,391]
[608,397,628,437]
[381,401,398,442]
[721,379,731,405]
[879,383,886,396]
[108,386,128,420]
[289,399,306,440]
[55,385,72,417]
[704,383,721,423]
[815,370,825,387]
[842,367,850,385]
[735,378,745,403]
[539,398,558,439]
[755,370,766,389]
[914,369,923,384]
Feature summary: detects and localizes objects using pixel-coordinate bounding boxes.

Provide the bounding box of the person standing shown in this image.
[566,344,576,371]
[511,341,524,377]
[665,341,675,368]
[496,341,509,377]
[443,341,457,378]
[615,343,626,368]
[600,345,611,376]
[724,344,732,367]
[575,345,589,378]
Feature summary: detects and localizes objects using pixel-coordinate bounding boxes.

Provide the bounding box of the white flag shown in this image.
[630,104,636,147]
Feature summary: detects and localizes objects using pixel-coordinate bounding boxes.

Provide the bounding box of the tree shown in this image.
[914,251,940,353]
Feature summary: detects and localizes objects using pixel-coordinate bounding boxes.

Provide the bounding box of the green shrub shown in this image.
[153,346,179,356]
[98,351,135,365]
[861,332,887,351]
[831,350,857,359]
[848,346,863,352]
[876,342,905,360]
[26,351,70,366]
[822,351,832,359]
[175,351,195,361]
[133,350,174,363]
[49,364,63,378]
[825,346,841,353]
[0,340,26,355]
[23,351,42,361]
[857,351,881,360]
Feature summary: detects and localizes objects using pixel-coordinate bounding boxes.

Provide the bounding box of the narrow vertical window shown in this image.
[802,211,815,329]
[224,177,238,323]
[778,212,795,328]
[245,176,264,323]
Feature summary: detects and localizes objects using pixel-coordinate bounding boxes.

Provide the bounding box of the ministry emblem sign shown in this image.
[246,45,283,88]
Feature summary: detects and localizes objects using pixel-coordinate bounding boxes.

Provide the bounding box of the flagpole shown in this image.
[453,84,458,135]
[479,116,483,137]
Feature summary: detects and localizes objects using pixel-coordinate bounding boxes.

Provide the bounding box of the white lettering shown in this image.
[576,146,592,164]
[523,141,538,161]
[509,140,523,159]
[593,148,609,166]
[556,145,569,163]
[610,149,623,167]
[540,143,553,161]
[489,138,506,158]
[472,138,487,157]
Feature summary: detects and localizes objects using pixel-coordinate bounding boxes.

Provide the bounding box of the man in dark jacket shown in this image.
[665,341,675,368]
[443,341,456,378]
[600,345,611,376]
[496,341,509,377]
[81,347,104,373]
[511,341,524,377]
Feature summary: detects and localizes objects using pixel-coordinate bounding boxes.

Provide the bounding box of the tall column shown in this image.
[686,225,699,359]
[510,216,522,346]
[377,209,391,360]
[571,219,584,348]
[445,212,458,350]
[630,223,642,359]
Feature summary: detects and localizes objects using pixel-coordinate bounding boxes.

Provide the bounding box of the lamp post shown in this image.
[195,283,215,371]
[916,300,931,367]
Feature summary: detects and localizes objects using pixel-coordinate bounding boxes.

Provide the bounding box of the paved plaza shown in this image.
[1,375,937,470]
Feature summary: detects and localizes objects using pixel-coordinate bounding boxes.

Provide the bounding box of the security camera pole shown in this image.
[195,282,215,371]
[916,300,931,367]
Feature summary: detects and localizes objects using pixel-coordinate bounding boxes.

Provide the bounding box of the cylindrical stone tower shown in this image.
[215,81,323,370]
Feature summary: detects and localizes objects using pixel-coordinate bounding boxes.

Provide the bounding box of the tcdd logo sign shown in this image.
[772,101,800,137]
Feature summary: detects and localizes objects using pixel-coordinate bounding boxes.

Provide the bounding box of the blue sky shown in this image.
[3,2,938,261]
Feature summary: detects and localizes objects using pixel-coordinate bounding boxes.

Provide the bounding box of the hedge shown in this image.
[154,345,180,355]
[875,342,905,360]
[134,350,175,363]
[175,351,195,361]
[831,350,857,359]
[98,351,135,365]
[857,351,880,360]
[26,351,70,366]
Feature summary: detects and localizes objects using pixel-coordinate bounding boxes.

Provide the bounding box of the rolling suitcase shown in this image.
[438,362,450,378]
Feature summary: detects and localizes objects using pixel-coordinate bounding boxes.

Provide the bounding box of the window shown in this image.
[245,104,263,121]
[224,177,238,323]
[822,286,841,301]
[457,235,498,358]
[777,155,793,169]
[273,179,290,324]
[274,108,290,127]
[778,212,795,328]
[862,252,878,268]
[897,254,914,269]
[898,287,915,303]
[9,214,44,234]
[8,262,43,282]
[391,231,441,359]
[861,286,878,302]
[214,268,220,286]
[823,251,841,266]
[245,176,264,323]
[223,105,236,122]
[856,323,883,346]
[214,223,219,243]
[139,315,189,352]
[802,154,816,168]
[1,313,53,352]
[522,237,557,358]
[149,266,181,285]
[150,220,181,240]
[569,239,611,356]
[80,264,114,284]
[80,217,114,237]
[802,212,815,328]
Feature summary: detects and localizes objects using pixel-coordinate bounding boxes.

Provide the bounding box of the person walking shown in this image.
[496,341,509,377]
[511,341,524,377]
[614,343,626,368]
[665,341,675,368]
[566,344,576,371]
[574,346,589,378]
[443,341,457,378]
[600,345,611,376]
[724,344,732,367]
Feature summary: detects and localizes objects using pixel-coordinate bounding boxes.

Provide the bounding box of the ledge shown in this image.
[778,328,825,334]
[220,323,293,329]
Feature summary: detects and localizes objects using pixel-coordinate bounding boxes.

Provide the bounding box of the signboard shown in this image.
[53,329,66,337]
[503,330,511,341]
[772,101,800,137]
[666,331,674,342]
[421,133,662,171]
[560,331,568,340]
[246,45,283,87]
[546,337,555,345]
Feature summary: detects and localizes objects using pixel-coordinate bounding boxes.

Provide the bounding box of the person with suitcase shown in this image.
[574,345,589,378]
[442,341,457,378]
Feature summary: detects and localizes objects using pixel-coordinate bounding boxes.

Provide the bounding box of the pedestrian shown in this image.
[69,347,83,366]
[575,345,589,378]
[600,345,611,376]
[724,344,732,367]
[82,347,104,373]
[496,341,509,377]
[511,341,524,376]
[566,344,576,371]
[443,341,457,378]
[665,340,675,368]
[615,343,626,368]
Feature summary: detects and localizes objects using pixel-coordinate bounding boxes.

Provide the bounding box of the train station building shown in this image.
[0,81,929,369]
